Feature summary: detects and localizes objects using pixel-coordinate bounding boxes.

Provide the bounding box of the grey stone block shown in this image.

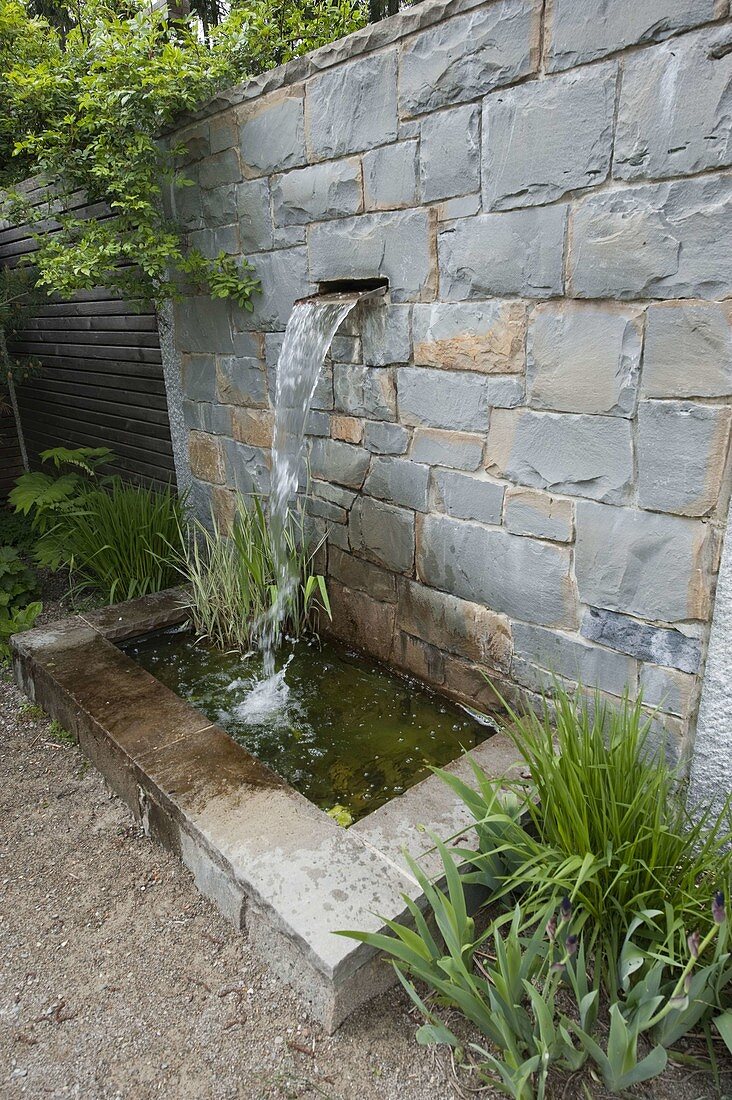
[306,50,397,160]
[209,115,237,155]
[272,226,307,248]
[615,29,732,182]
[328,546,397,603]
[201,184,237,228]
[329,336,361,365]
[266,333,333,411]
[410,428,483,471]
[420,104,480,202]
[187,225,239,259]
[512,622,637,697]
[311,479,357,510]
[398,580,512,669]
[545,0,720,71]
[309,209,435,303]
[334,364,396,420]
[642,301,732,398]
[413,301,526,374]
[438,193,482,221]
[241,247,310,331]
[640,664,696,717]
[272,159,362,226]
[238,92,307,175]
[637,401,731,517]
[305,409,330,437]
[569,176,732,299]
[398,367,523,431]
[483,63,616,209]
[172,173,203,231]
[363,141,418,210]
[364,456,430,511]
[181,354,216,402]
[486,409,633,504]
[215,356,268,408]
[417,513,575,628]
[504,486,573,542]
[399,0,540,117]
[223,440,271,495]
[360,303,411,366]
[581,606,702,674]
[198,149,241,189]
[439,206,567,299]
[236,178,273,253]
[174,297,234,354]
[526,301,642,416]
[431,469,505,524]
[349,496,415,573]
[363,421,409,455]
[309,438,370,489]
[575,503,712,623]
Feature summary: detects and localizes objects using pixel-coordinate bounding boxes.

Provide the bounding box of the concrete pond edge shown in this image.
[10,587,521,1031]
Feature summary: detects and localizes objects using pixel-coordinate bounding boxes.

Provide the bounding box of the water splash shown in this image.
[260,293,364,677]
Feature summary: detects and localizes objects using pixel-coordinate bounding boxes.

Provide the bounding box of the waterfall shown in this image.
[260,291,368,677]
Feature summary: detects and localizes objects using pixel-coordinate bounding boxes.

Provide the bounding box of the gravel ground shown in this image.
[1,595,730,1100]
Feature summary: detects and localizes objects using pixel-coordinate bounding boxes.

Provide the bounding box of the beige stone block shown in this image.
[188,431,226,484]
[413,300,526,373]
[331,415,363,444]
[232,407,274,448]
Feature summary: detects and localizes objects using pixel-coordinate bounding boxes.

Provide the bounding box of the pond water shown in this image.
[122,630,493,823]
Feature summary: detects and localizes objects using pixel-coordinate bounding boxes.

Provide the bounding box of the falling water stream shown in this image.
[260,289,375,680]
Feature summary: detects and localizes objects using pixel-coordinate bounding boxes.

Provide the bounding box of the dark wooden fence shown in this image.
[0,181,175,496]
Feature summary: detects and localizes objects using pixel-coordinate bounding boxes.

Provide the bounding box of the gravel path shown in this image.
[1,599,729,1100]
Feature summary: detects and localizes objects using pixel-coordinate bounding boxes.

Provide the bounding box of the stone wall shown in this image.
[169,0,732,760]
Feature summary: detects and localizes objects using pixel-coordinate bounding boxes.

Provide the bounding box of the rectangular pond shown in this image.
[121,630,492,823]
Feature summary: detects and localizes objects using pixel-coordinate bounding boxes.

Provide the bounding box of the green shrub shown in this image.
[0,544,41,656]
[182,493,330,652]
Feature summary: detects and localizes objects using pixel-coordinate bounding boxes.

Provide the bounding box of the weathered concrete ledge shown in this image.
[11,588,520,1031]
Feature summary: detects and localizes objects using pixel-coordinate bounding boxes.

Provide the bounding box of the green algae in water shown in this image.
[122,631,493,823]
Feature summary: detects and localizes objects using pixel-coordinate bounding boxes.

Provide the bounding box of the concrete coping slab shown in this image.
[11,587,521,1031]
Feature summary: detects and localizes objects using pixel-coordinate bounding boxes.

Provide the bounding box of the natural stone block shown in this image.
[307,497,348,525]
[569,176,732,299]
[504,486,573,542]
[642,301,732,398]
[431,469,504,525]
[223,440,271,495]
[237,178,274,252]
[189,431,226,485]
[575,503,713,623]
[363,141,418,210]
[511,622,637,697]
[331,415,363,444]
[309,209,435,303]
[398,579,512,671]
[232,407,273,448]
[349,496,415,574]
[216,357,268,408]
[392,633,446,685]
[201,184,237,228]
[306,410,330,437]
[527,301,642,416]
[581,606,702,674]
[417,513,576,628]
[309,438,370,489]
[241,247,310,331]
[209,115,237,156]
[328,547,397,603]
[640,664,696,717]
[182,354,216,402]
[174,297,234,354]
[211,485,237,534]
[410,428,483,471]
[483,63,615,209]
[420,104,480,202]
[306,50,397,160]
[398,367,523,432]
[198,149,241,189]
[437,195,482,222]
[615,28,732,181]
[272,159,362,226]
[637,401,731,516]
[363,421,409,455]
[364,456,430,512]
[311,479,357,510]
[334,365,396,421]
[329,336,361,365]
[399,0,540,117]
[266,333,333,411]
[439,206,567,299]
[360,303,411,366]
[327,582,396,664]
[413,301,526,374]
[187,225,240,260]
[486,409,633,504]
[544,0,720,71]
[441,654,523,714]
[238,91,307,175]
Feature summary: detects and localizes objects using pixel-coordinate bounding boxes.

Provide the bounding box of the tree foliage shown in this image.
[0,0,367,303]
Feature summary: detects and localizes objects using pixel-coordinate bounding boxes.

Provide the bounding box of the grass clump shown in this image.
[181,493,330,652]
